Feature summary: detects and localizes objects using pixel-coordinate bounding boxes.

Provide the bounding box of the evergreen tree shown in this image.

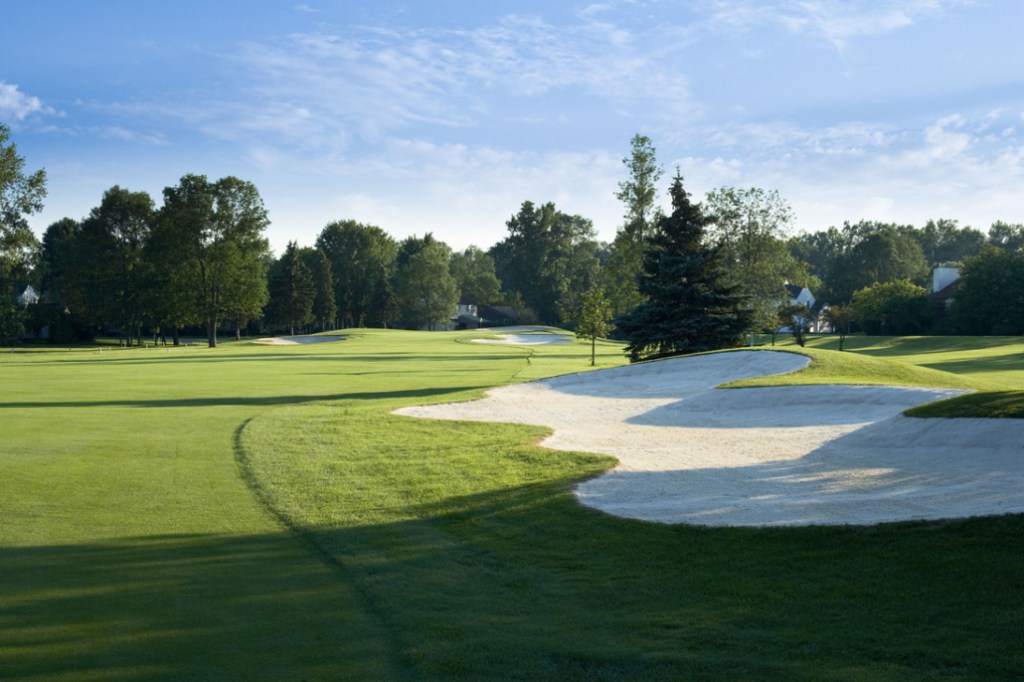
[616,171,751,362]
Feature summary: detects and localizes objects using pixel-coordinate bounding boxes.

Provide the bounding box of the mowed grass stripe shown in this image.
[1,331,618,680]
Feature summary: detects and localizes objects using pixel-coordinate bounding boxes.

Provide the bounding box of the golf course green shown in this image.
[1,330,1021,680]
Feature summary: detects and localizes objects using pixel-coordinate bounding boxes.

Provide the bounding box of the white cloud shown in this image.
[702,0,974,52]
[0,82,55,121]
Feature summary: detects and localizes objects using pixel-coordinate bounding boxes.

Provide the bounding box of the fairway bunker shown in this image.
[255,335,346,345]
[397,350,1024,527]
[471,326,572,345]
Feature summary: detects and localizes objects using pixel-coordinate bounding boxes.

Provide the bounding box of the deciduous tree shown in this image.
[267,241,314,335]
[576,287,612,366]
[315,220,397,328]
[850,279,933,335]
[0,124,45,341]
[393,234,458,330]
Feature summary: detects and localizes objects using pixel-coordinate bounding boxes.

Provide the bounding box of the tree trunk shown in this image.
[207,317,218,348]
[590,336,596,366]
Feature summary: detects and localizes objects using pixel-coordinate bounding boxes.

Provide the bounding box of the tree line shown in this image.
[3,123,1023,350]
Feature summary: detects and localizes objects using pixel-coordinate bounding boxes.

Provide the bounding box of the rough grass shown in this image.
[3,331,1022,680]
[736,334,1024,417]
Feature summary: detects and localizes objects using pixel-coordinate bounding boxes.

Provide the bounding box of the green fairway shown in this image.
[2,331,1022,680]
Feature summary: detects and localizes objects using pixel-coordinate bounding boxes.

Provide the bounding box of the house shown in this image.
[930,266,960,311]
[478,304,519,327]
[451,297,483,330]
[17,284,39,307]
[781,283,828,333]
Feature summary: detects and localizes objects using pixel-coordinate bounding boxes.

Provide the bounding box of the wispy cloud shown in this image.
[701,0,974,52]
[203,12,697,150]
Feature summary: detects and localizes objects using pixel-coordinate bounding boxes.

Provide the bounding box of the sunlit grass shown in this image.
[3,330,1022,680]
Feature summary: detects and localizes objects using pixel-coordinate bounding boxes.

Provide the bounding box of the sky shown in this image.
[3,0,1023,256]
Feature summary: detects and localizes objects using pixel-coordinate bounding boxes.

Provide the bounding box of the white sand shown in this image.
[471,327,573,345]
[396,350,1024,526]
[254,335,346,345]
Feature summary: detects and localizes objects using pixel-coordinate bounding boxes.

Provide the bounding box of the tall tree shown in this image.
[266,241,314,335]
[616,171,751,362]
[704,186,814,334]
[0,124,45,341]
[915,218,986,266]
[490,201,599,324]
[315,220,397,328]
[449,245,501,305]
[78,186,154,345]
[309,248,337,331]
[157,174,271,347]
[951,246,1024,335]
[850,280,933,336]
[393,234,458,330]
[36,218,91,342]
[988,221,1024,253]
[605,134,663,317]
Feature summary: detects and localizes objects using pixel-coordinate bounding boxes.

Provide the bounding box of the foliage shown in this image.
[790,221,938,304]
[616,171,751,362]
[705,186,815,333]
[316,220,398,328]
[917,218,986,265]
[393,234,459,330]
[307,248,337,332]
[779,303,812,347]
[0,124,45,341]
[987,221,1024,252]
[490,201,600,325]
[823,304,854,350]
[604,135,662,317]
[78,186,155,345]
[575,286,612,365]
[850,279,933,335]
[449,245,501,306]
[951,246,1024,335]
[156,174,271,346]
[266,241,314,335]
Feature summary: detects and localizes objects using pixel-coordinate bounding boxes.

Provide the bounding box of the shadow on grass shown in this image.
[0,385,488,410]
[4,485,1023,681]
[0,532,409,681]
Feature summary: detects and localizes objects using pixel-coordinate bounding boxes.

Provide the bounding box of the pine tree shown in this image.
[616,171,751,362]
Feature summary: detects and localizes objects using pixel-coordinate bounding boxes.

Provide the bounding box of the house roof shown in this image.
[479,305,518,322]
[931,279,959,302]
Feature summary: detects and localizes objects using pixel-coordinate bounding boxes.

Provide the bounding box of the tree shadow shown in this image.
[577,416,1024,526]
[0,532,408,681]
[0,385,488,410]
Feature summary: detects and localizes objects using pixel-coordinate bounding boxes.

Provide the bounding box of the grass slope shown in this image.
[3,332,1022,680]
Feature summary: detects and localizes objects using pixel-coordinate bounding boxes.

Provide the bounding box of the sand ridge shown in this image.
[396,350,1024,527]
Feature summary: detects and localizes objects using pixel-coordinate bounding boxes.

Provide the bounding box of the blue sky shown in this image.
[4,0,1023,255]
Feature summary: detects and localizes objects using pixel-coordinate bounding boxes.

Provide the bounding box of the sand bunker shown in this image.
[471,327,572,345]
[255,335,345,345]
[397,351,1024,526]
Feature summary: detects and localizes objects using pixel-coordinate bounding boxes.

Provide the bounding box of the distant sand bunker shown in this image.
[397,351,1024,526]
[255,335,345,345]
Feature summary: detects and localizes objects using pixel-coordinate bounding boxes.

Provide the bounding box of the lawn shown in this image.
[1,331,1022,680]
